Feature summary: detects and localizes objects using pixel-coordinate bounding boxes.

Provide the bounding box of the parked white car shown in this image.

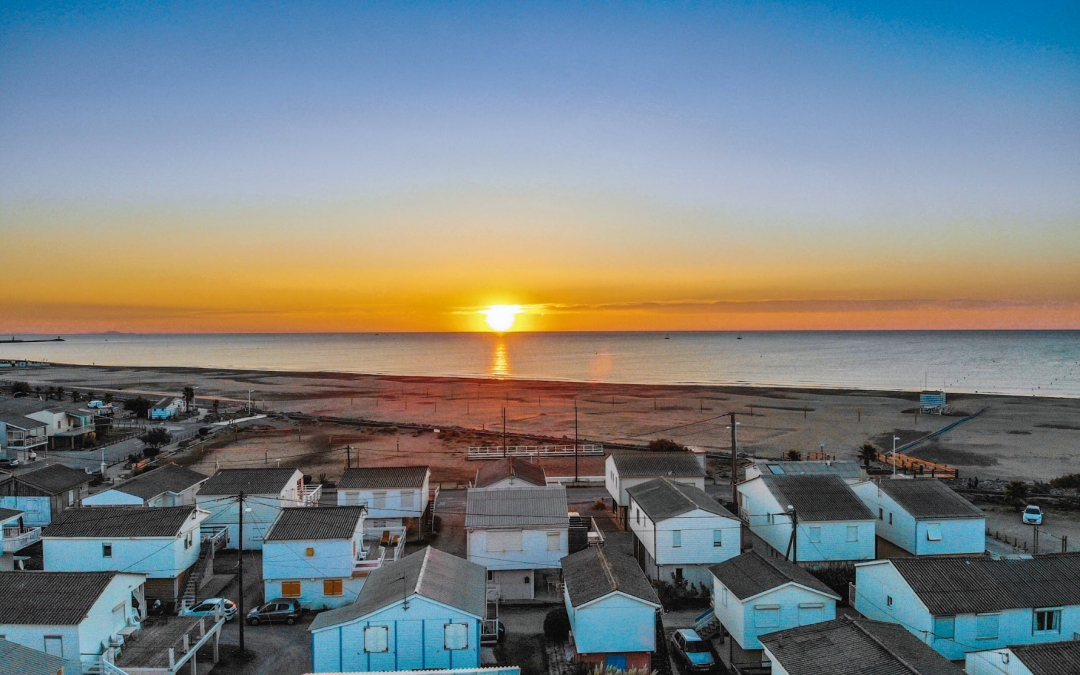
[1022,505,1043,525]
[180,598,237,621]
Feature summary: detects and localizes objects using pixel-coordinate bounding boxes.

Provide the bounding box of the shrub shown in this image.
[1005,480,1029,510]
[783,450,803,461]
[591,499,607,511]
[807,563,856,605]
[646,438,686,453]
[543,607,570,641]
[1050,473,1080,490]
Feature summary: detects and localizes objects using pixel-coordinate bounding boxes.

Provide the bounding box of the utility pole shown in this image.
[892,436,901,476]
[502,407,507,458]
[1033,524,1040,555]
[729,412,739,506]
[574,400,579,483]
[237,490,246,654]
[783,505,798,564]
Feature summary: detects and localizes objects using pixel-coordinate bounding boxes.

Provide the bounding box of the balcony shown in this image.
[301,484,322,507]
[5,432,47,449]
[352,526,407,577]
[2,525,42,552]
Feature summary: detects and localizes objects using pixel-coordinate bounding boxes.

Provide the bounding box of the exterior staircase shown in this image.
[694,608,722,639]
[179,529,226,608]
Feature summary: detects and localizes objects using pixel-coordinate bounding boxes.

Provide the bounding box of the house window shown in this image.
[184,533,192,549]
[878,508,883,520]
[846,526,859,542]
[43,636,63,656]
[1034,608,1061,633]
[547,531,561,551]
[324,579,343,596]
[672,530,682,548]
[926,523,943,541]
[713,530,723,547]
[486,529,523,552]
[68,490,75,507]
[364,626,389,653]
[798,603,824,626]
[373,491,387,508]
[754,606,780,628]
[888,513,893,525]
[281,581,302,597]
[674,568,683,581]
[487,570,493,581]
[306,547,315,557]
[934,616,955,640]
[401,490,415,509]
[721,586,728,607]
[808,526,821,543]
[976,613,1000,640]
[636,508,641,525]
[444,622,469,650]
[886,596,893,607]
[102,543,113,558]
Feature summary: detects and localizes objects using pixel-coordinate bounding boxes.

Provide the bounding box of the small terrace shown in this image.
[301,484,322,507]
[353,526,407,577]
[106,611,224,675]
[1,524,42,552]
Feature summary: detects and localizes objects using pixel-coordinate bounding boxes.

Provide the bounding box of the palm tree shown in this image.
[1005,480,1029,511]
[56,386,65,402]
[858,443,880,469]
[183,386,195,412]
[783,449,803,461]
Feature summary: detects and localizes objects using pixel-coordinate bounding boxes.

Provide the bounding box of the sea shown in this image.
[2,331,1079,397]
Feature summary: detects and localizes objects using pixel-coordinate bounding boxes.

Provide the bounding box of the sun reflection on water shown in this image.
[490,337,511,378]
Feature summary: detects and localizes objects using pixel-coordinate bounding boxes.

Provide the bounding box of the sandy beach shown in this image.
[5,363,1079,484]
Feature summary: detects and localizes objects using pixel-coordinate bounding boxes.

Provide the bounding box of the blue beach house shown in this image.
[309,547,489,673]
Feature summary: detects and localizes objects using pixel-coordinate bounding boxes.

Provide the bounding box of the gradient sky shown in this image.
[2,1,1078,332]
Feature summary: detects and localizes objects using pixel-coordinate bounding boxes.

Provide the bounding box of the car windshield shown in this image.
[684,640,710,653]
[1026,507,1041,513]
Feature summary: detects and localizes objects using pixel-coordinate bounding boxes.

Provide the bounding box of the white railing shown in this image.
[1,526,41,552]
[353,527,407,576]
[301,485,322,507]
[467,444,604,460]
[5,433,47,449]
[486,582,501,602]
[587,518,605,547]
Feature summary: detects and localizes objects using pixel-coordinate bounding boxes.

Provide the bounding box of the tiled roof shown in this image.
[0,399,87,417]
[265,507,365,541]
[151,397,177,409]
[0,507,23,522]
[310,547,486,631]
[0,413,46,430]
[875,478,983,519]
[113,464,210,501]
[474,457,547,488]
[709,550,839,601]
[465,486,569,529]
[627,477,735,521]
[757,460,863,480]
[758,475,874,522]
[610,452,705,477]
[0,638,70,675]
[562,546,660,608]
[759,617,964,675]
[197,467,299,495]
[43,506,198,538]
[1009,641,1080,675]
[338,465,429,489]
[888,553,1080,615]
[0,571,119,624]
[16,464,92,494]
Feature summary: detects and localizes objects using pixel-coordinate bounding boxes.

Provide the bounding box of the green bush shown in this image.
[1050,473,1080,490]
[543,607,570,641]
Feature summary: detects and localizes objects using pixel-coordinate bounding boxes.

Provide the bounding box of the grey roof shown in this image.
[16,464,92,494]
[197,467,299,495]
[465,486,569,529]
[265,507,365,541]
[0,507,24,522]
[338,465,429,489]
[561,546,661,607]
[1009,641,1080,675]
[0,571,120,624]
[474,457,547,488]
[0,399,88,417]
[888,553,1080,615]
[875,478,983,520]
[0,638,70,675]
[759,617,964,675]
[310,547,486,631]
[627,478,735,521]
[151,397,177,409]
[113,464,210,501]
[758,475,874,522]
[43,506,198,538]
[758,460,863,480]
[0,413,47,430]
[710,550,839,601]
[610,452,705,477]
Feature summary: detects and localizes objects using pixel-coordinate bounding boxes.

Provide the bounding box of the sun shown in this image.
[480,305,523,332]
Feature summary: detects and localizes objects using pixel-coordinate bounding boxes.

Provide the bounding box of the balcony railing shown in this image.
[2,525,42,552]
[5,432,47,449]
[301,485,322,507]
[352,526,407,577]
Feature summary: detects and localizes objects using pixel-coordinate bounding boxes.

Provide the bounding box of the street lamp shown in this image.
[247,390,254,415]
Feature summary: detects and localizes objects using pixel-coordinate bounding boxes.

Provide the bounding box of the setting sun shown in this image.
[480,305,523,332]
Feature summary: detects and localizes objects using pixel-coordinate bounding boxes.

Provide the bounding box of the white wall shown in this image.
[852,481,985,555]
[338,473,430,520]
[628,503,741,584]
[198,488,295,550]
[965,648,1034,675]
[712,577,836,650]
[605,456,705,506]
[312,596,481,673]
[467,527,567,571]
[566,591,657,655]
[263,519,365,609]
[83,490,145,507]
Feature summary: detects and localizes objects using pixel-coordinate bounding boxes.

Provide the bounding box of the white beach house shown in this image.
[605,451,706,528]
[0,412,48,463]
[149,397,186,420]
[854,553,1080,661]
[745,459,865,484]
[465,486,569,600]
[195,467,317,550]
[705,550,839,672]
[562,545,662,672]
[337,466,431,530]
[42,505,209,603]
[738,474,876,563]
[851,477,985,557]
[310,547,488,673]
[625,477,741,586]
[83,464,209,507]
[473,456,547,489]
[262,506,376,609]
